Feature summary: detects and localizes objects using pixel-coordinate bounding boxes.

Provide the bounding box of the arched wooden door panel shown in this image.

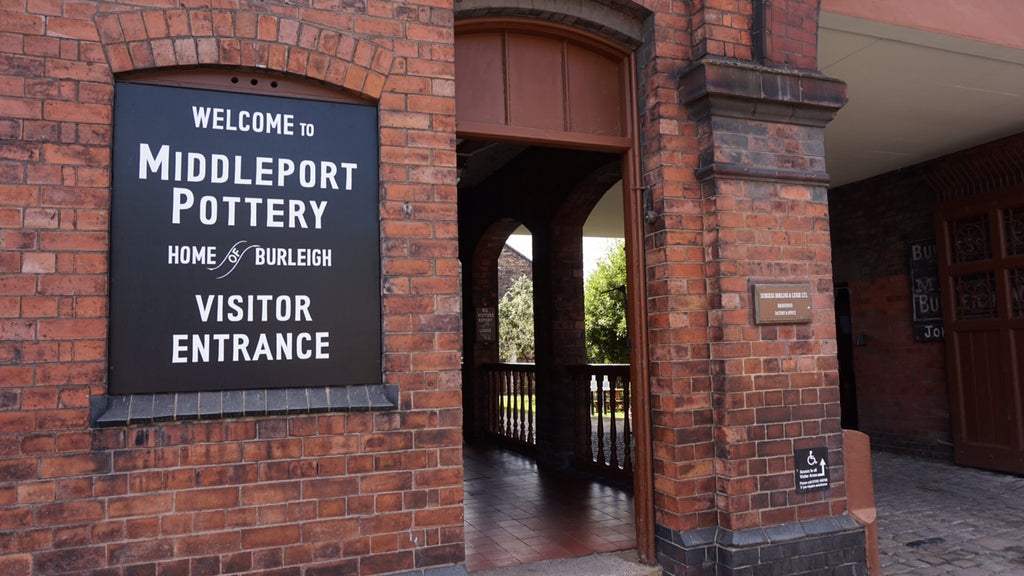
[455,20,632,150]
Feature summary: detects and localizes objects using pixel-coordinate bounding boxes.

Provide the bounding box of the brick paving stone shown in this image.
[468,449,1024,575]
[874,451,1024,575]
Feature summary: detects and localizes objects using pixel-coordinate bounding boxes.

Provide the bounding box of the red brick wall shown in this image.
[691,0,755,60]
[829,132,1024,459]
[753,0,821,68]
[497,245,531,299]
[634,0,846,547]
[0,1,461,575]
[687,83,847,534]
[692,0,821,68]
[1,0,856,573]
[634,3,717,538]
[846,275,951,457]
[828,161,953,459]
[651,55,847,547]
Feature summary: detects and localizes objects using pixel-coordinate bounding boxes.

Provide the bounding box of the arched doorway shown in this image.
[454,17,654,568]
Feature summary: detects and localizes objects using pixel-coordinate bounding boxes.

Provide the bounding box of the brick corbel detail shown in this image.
[680,57,847,185]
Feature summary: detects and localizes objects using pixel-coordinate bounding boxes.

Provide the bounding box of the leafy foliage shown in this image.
[498,274,535,362]
[584,240,629,364]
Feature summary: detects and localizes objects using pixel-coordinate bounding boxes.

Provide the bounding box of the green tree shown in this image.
[498,275,535,362]
[585,240,629,363]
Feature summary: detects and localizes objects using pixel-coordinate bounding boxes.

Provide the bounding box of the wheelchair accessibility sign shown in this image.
[794,447,831,493]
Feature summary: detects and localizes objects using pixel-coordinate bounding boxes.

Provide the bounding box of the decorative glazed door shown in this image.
[935,189,1024,474]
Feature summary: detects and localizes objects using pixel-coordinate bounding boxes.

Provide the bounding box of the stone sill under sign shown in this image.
[90,384,399,427]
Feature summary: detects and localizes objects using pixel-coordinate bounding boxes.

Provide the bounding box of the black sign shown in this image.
[909,239,943,342]
[476,307,496,343]
[109,82,380,394]
[794,447,830,493]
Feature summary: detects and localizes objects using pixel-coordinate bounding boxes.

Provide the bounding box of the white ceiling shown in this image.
[576,10,1024,238]
[819,12,1024,187]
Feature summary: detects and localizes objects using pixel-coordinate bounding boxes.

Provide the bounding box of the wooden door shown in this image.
[935,189,1024,474]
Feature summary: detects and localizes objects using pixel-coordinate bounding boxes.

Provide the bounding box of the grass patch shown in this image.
[498,394,628,418]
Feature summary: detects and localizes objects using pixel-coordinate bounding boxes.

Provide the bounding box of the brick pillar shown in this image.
[691,0,821,69]
[3,4,464,575]
[548,222,586,370]
[464,220,520,439]
[543,161,620,470]
[655,58,862,575]
[541,220,587,469]
[530,226,559,465]
[532,213,590,470]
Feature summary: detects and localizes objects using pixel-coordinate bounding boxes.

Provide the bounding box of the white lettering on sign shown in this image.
[911,242,936,262]
[171,331,330,363]
[760,291,809,299]
[192,106,296,136]
[168,245,217,265]
[139,143,357,191]
[194,294,313,323]
[170,188,327,229]
[254,247,333,267]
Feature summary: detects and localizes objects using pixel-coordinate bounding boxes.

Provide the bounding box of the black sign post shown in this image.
[794,447,831,493]
[109,82,380,394]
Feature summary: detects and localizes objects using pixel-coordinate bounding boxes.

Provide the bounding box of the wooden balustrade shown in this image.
[483,363,536,449]
[572,364,633,482]
[480,363,633,483]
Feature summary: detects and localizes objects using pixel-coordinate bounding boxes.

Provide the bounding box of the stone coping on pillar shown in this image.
[679,57,848,186]
[90,384,399,426]
[656,516,867,575]
[679,56,848,128]
[694,162,834,186]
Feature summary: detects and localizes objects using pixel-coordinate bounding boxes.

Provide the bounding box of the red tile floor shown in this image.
[463,442,637,572]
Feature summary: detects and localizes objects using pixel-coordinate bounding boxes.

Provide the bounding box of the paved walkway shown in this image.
[464,443,636,572]
[471,550,660,576]
[874,451,1024,575]
[470,450,1024,575]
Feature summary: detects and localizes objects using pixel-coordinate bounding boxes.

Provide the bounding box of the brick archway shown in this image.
[454,15,655,562]
[94,8,395,100]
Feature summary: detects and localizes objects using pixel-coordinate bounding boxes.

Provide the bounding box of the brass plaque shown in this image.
[753,284,812,324]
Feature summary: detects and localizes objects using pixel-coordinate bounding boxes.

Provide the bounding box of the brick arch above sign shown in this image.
[455,0,651,49]
[455,19,634,151]
[94,9,395,102]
